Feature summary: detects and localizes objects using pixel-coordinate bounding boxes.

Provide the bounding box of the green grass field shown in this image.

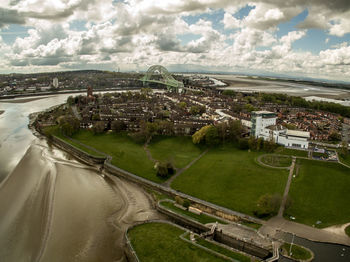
[43,126,104,157]
[128,223,229,262]
[186,235,251,262]
[339,153,350,166]
[345,225,350,237]
[284,159,350,227]
[171,146,289,217]
[149,136,204,169]
[281,243,312,260]
[274,147,308,158]
[69,131,164,182]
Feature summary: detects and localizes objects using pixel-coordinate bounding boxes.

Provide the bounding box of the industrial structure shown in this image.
[251,111,310,149]
[52,77,59,88]
[140,65,184,92]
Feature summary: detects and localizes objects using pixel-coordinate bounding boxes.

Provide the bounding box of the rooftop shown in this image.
[286,129,310,138]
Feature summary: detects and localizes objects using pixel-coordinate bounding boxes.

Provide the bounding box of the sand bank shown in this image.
[0,96,54,104]
[0,139,160,262]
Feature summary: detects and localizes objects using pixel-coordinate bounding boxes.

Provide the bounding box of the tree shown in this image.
[263,140,277,152]
[340,141,349,158]
[190,105,206,115]
[59,116,80,136]
[92,121,105,134]
[92,114,100,121]
[329,131,341,141]
[111,120,127,132]
[178,101,187,110]
[192,125,211,144]
[67,96,74,105]
[228,120,243,142]
[254,193,281,218]
[157,120,174,136]
[238,138,249,150]
[205,125,220,146]
[156,161,174,178]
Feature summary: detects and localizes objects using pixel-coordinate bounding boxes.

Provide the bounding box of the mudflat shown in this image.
[0,139,160,262]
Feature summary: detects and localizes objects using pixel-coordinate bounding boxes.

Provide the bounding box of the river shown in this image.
[0,94,160,262]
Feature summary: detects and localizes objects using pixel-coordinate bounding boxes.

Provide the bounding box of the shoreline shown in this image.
[0,87,141,101]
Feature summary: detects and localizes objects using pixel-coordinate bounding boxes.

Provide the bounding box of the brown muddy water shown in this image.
[0,94,160,262]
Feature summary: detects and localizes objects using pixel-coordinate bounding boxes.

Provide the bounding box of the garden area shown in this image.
[281,243,313,261]
[259,154,292,167]
[127,222,237,262]
[284,159,350,227]
[171,145,289,217]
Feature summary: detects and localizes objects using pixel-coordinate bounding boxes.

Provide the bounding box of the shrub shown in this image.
[175,196,184,205]
[183,199,191,209]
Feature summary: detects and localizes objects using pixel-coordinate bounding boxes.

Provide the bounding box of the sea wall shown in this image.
[51,136,106,166]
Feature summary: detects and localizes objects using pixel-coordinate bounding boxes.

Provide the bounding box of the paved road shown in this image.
[278,157,296,217]
[260,217,350,246]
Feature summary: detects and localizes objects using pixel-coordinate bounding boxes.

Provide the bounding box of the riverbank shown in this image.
[0,87,141,101]
[0,138,161,262]
[0,96,54,103]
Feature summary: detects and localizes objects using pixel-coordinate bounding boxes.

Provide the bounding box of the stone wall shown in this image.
[214,231,271,259]
[51,136,106,166]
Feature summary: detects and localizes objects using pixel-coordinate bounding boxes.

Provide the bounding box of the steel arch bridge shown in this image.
[140,65,184,92]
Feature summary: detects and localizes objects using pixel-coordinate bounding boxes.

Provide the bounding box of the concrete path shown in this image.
[260,217,350,246]
[278,157,296,217]
[256,154,291,170]
[163,149,208,187]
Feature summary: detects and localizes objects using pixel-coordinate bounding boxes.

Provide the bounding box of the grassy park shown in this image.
[127,223,231,262]
[148,136,204,169]
[171,146,289,217]
[44,126,350,226]
[284,159,350,227]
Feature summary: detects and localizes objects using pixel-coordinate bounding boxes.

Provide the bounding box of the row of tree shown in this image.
[192,122,278,152]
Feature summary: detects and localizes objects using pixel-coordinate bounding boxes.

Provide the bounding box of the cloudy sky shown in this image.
[0,0,350,82]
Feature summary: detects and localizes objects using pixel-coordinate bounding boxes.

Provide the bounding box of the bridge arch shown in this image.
[140,65,184,92]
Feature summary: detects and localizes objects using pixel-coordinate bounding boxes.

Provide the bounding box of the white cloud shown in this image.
[0,0,349,81]
[222,12,240,29]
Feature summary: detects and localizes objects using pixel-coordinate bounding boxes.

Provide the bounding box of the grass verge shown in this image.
[281,243,312,261]
[345,225,350,238]
[160,201,227,225]
[275,147,308,158]
[184,234,251,262]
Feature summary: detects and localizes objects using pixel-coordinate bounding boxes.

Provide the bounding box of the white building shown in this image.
[52,77,59,88]
[251,111,310,149]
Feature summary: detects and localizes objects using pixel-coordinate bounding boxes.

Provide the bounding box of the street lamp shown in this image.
[289,233,295,257]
